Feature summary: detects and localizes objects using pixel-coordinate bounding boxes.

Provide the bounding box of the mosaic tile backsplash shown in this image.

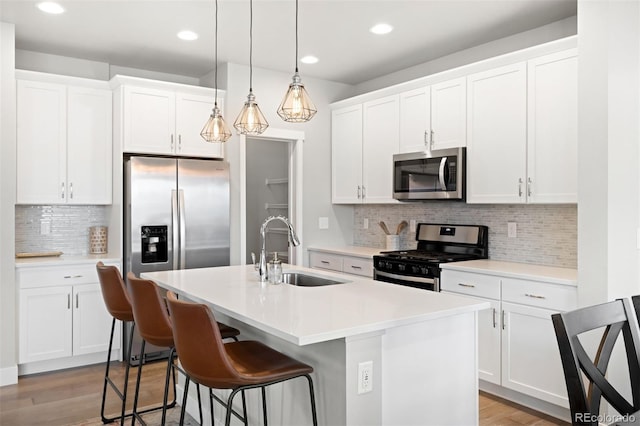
[16,205,110,256]
[354,203,577,268]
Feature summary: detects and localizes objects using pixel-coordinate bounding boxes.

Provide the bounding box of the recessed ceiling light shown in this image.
[300,55,319,65]
[37,2,65,14]
[177,30,199,41]
[370,23,393,35]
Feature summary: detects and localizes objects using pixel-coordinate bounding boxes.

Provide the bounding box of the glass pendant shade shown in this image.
[234,91,269,135]
[277,71,317,122]
[201,105,232,142]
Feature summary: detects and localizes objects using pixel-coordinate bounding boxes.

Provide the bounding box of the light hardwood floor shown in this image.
[0,361,568,425]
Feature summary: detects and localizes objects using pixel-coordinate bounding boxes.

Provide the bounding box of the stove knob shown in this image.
[421,267,429,275]
[411,266,420,274]
[398,264,405,272]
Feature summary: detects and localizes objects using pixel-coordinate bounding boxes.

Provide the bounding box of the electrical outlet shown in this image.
[410,220,417,233]
[40,221,51,235]
[318,217,329,229]
[357,361,373,394]
[363,218,369,229]
[508,222,517,238]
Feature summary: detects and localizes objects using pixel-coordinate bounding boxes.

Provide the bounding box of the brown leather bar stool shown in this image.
[96,262,170,424]
[127,273,240,425]
[166,291,318,426]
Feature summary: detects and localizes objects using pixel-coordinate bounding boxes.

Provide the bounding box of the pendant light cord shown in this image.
[295,0,299,73]
[249,0,253,92]
[214,0,219,107]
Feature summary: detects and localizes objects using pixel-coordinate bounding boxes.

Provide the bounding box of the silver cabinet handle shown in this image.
[67,293,71,309]
[63,275,83,279]
[170,134,174,151]
[362,186,366,199]
[492,308,497,328]
[430,130,435,150]
[525,293,546,299]
[424,130,428,146]
[458,282,475,288]
[76,293,79,309]
[350,265,362,270]
[501,310,506,330]
[320,260,330,264]
[518,178,523,197]
[357,185,361,199]
[527,177,532,197]
[178,134,182,151]
[61,182,65,199]
[69,182,73,199]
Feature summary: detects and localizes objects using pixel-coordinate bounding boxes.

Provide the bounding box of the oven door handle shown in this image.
[438,157,448,190]
[375,270,438,289]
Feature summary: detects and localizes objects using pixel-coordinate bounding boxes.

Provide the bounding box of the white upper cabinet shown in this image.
[362,95,399,203]
[467,49,578,204]
[16,74,112,205]
[526,49,578,203]
[466,63,527,204]
[113,76,224,158]
[430,77,467,150]
[399,87,431,153]
[332,105,363,203]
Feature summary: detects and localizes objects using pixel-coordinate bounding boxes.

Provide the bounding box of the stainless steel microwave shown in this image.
[393,148,465,201]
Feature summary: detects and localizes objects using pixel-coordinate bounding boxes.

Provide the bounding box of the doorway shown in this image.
[239,128,304,266]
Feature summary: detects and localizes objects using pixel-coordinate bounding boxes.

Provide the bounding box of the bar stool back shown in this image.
[166,291,318,426]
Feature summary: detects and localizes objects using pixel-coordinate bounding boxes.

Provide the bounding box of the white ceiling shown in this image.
[0,0,577,85]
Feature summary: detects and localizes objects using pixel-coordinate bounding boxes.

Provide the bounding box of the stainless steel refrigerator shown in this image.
[123,156,230,363]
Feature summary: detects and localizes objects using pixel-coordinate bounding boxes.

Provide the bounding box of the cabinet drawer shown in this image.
[502,278,576,311]
[17,263,118,289]
[440,270,501,300]
[309,252,343,272]
[343,257,373,277]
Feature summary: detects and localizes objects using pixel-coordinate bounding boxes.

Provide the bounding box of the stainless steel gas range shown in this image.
[373,223,488,291]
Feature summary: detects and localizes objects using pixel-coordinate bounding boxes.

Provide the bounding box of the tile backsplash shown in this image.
[354,203,577,268]
[16,205,109,256]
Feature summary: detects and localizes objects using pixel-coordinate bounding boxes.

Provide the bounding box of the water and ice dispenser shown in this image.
[141,226,168,263]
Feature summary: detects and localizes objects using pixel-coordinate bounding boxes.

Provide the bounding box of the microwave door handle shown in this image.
[438,157,448,190]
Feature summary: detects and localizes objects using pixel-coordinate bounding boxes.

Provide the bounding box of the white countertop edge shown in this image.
[441,260,577,286]
[307,245,383,259]
[15,254,121,268]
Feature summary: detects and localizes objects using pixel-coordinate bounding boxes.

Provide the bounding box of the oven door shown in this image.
[393,148,464,200]
[374,270,439,292]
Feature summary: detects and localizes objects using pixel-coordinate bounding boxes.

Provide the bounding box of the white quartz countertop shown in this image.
[441,259,577,286]
[15,253,121,268]
[143,264,488,346]
[307,245,383,259]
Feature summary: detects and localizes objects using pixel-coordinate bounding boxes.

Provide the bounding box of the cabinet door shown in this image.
[123,86,175,155]
[501,302,569,408]
[331,105,363,203]
[67,86,113,204]
[16,80,67,204]
[175,92,224,158]
[467,63,527,203]
[362,95,399,203]
[19,286,72,363]
[73,283,119,356]
[431,77,466,150]
[399,87,431,153]
[527,49,578,203]
[478,299,502,385]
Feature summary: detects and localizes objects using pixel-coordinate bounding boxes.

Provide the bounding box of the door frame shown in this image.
[239,128,304,265]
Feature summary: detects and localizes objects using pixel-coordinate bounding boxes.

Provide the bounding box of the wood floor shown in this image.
[0,360,568,425]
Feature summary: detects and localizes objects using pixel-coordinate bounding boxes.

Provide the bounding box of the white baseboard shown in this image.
[0,365,18,386]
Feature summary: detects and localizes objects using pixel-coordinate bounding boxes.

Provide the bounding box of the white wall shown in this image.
[220,63,354,265]
[351,16,577,95]
[0,22,17,385]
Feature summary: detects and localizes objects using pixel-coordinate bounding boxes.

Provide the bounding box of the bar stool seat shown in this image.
[166,291,318,426]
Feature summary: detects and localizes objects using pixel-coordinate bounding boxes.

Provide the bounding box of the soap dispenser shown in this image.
[268,252,283,284]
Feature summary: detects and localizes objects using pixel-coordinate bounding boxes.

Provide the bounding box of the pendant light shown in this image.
[200,0,232,143]
[233,0,269,135]
[277,0,316,122]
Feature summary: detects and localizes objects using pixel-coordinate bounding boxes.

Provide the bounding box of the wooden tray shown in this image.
[16,251,63,258]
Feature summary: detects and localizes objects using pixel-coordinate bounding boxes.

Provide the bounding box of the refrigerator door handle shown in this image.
[171,189,179,268]
[178,189,186,269]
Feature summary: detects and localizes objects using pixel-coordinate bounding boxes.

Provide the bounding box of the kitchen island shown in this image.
[143,264,489,425]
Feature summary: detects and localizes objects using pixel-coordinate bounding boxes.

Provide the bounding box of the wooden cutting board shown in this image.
[16,251,63,258]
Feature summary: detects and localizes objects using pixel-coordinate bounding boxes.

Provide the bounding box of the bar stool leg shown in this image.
[160,348,175,425]
[261,387,268,426]
[131,340,146,425]
[305,374,318,426]
[101,318,136,425]
[179,376,190,426]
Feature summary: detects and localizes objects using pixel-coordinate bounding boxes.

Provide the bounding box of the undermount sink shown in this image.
[281,272,347,287]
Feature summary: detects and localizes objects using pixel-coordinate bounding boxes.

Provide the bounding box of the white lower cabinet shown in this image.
[441,268,576,409]
[309,250,374,278]
[17,262,120,372]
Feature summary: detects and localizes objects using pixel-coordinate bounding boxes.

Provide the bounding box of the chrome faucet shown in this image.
[258,215,300,282]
